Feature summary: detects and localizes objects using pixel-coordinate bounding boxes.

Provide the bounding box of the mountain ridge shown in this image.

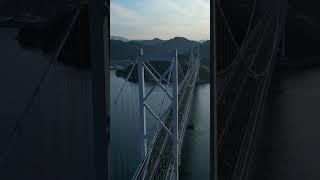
[111,36,208,61]
[111,35,129,42]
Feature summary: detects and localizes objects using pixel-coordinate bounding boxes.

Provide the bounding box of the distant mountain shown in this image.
[160,37,199,50]
[130,38,164,46]
[199,40,208,44]
[200,40,210,57]
[110,36,129,42]
[110,40,140,60]
[113,38,211,83]
[110,36,203,62]
[199,40,210,67]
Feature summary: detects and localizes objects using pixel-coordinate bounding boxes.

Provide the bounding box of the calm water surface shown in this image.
[251,67,320,180]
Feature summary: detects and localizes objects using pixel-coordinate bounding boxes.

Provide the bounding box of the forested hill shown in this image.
[112,38,210,83]
[110,37,209,63]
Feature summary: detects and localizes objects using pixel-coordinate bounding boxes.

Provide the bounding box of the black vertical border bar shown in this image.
[88,0,110,179]
[210,0,217,180]
[106,0,111,178]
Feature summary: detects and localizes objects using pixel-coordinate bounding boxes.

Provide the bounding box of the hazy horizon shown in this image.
[110,0,210,41]
[110,35,209,41]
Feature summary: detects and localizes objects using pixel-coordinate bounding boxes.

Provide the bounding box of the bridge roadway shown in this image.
[133,55,200,179]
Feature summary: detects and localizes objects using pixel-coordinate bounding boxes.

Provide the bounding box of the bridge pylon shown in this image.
[133,46,200,179]
[138,48,148,161]
[137,48,179,180]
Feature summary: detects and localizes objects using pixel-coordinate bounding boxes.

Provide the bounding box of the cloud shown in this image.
[110,0,209,40]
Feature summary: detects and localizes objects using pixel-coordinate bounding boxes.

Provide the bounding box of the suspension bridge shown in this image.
[1,0,295,179]
[215,0,288,179]
[113,47,201,180]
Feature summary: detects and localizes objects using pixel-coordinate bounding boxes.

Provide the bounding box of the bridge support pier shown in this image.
[136,49,180,179]
[138,49,147,161]
[172,50,179,180]
[134,47,201,179]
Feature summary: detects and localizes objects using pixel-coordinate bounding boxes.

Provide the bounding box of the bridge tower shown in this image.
[196,45,201,82]
[137,49,180,179]
[138,48,148,160]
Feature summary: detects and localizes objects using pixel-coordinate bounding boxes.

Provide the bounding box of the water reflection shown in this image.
[251,68,320,180]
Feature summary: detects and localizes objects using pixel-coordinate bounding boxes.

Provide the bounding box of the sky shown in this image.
[110,0,210,41]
